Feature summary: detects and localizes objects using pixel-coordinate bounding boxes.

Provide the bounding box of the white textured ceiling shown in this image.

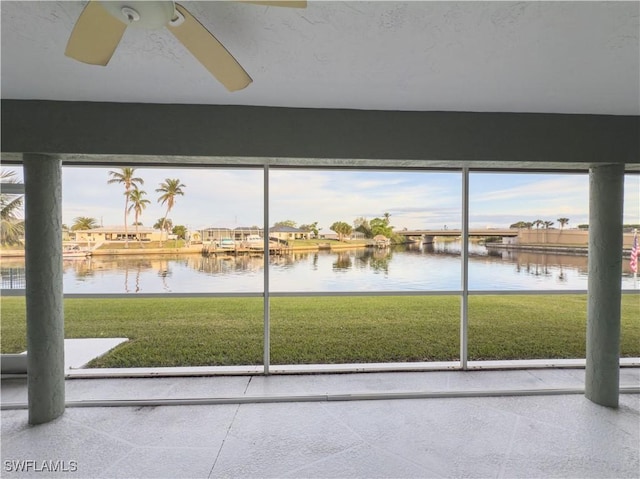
[1,1,639,114]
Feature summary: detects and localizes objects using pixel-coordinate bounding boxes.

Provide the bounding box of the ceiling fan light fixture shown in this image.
[99,0,176,29]
[169,9,185,27]
[120,6,140,23]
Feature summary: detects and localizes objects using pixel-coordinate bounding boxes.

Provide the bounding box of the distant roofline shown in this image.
[71,225,157,233]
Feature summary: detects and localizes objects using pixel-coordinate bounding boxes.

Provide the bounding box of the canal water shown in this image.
[2,241,638,294]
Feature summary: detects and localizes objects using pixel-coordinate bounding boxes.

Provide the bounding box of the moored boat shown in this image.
[63,244,92,258]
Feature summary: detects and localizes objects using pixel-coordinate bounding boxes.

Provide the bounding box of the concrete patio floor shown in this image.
[2,368,639,478]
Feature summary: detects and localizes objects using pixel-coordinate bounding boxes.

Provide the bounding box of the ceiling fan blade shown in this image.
[167,3,252,92]
[65,0,128,66]
[239,1,307,8]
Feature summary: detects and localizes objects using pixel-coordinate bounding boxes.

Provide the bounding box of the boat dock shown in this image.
[201,244,292,258]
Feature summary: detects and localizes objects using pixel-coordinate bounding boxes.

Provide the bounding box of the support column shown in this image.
[585,163,625,408]
[23,154,65,424]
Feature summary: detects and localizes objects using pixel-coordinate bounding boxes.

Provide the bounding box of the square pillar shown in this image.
[585,163,625,408]
[23,154,65,424]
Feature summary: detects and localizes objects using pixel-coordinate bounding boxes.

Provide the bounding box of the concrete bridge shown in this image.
[398,229,518,243]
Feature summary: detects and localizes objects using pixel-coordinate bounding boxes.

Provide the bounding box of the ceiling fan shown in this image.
[64,0,306,92]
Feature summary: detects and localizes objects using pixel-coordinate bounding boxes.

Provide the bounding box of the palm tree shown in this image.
[107,168,144,248]
[0,169,24,246]
[127,188,150,242]
[542,221,554,244]
[71,216,98,230]
[532,219,544,243]
[1,196,24,245]
[156,178,185,245]
[557,218,569,229]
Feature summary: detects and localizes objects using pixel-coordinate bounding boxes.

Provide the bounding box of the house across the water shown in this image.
[68,226,163,244]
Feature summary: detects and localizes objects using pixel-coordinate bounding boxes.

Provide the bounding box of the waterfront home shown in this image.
[319,230,366,241]
[233,226,264,242]
[68,226,162,244]
[200,227,233,244]
[201,227,265,246]
[269,225,311,241]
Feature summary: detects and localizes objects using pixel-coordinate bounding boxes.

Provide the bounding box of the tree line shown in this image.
[274,212,400,242]
[510,218,570,230]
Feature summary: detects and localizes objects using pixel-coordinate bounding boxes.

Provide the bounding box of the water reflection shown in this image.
[2,241,638,294]
[333,252,352,271]
[366,248,392,274]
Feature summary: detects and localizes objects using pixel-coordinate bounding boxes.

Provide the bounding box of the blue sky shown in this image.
[53,167,640,232]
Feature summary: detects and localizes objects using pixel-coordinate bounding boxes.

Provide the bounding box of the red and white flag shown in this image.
[631,230,638,274]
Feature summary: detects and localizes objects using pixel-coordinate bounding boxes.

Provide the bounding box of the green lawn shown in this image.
[95,239,186,250]
[1,295,638,367]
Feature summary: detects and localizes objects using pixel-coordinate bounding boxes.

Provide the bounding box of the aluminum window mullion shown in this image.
[461,168,469,370]
[263,162,270,375]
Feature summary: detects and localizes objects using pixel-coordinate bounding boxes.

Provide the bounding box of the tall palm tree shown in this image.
[127,188,150,242]
[71,216,98,230]
[1,169,24,245]
[107,168,144,248]
[156,178,185,245]
[557,218,569,229]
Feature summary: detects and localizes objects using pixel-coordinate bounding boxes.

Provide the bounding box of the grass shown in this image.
[0,295,638,367]
[95,240,186,250]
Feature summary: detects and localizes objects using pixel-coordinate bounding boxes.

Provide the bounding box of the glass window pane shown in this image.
[269,169,462,292]
[61,166,264,294]
[623,174,639,282]
[468,293,640,361]
[468,172,590,291]
[57,166,266,367]
[0,165,26,356]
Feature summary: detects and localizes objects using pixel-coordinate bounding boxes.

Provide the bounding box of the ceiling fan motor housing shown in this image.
[99,1,176,29]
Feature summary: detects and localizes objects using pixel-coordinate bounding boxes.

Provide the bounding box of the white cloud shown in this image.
[59,167,638,232]
[472,174,588,203]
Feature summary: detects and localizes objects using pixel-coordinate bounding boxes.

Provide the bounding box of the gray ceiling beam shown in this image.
[1,100,638,166]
